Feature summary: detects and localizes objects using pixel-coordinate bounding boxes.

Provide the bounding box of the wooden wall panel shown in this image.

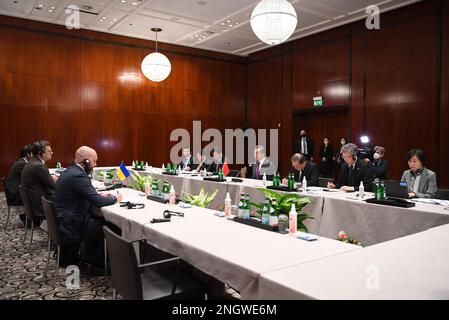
[0,15,246,180]
[247,0,448,187]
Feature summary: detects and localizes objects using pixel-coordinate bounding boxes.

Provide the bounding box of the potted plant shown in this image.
[250,188,314,232]
[182,188,219,209]
[129,171,153,192]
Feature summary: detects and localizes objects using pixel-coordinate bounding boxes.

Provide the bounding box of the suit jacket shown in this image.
[207,156,225,173]
[55,164,118,243]
[5,158,27,205]
[296,137,314,158]
[179,156,196,171]
[373,159,388,180]
[289,161,319,187]
[248,158,274,180]
[319,145,334,161]
[401,168,437,198]
[21,157,55,217]
[336,158,374,192]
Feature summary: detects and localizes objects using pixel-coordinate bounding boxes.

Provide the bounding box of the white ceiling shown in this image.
[0,0,422,56]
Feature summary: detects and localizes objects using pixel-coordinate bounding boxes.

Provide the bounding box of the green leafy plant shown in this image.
[182,188,219,208]
[250,188,314,232]
[129,171,153,192]
[96,169,115,181]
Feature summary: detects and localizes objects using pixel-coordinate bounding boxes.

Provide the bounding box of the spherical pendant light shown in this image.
[250,0,298,46]
[141,28,171,82]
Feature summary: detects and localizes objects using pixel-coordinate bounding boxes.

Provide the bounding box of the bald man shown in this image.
[54,146,122,274]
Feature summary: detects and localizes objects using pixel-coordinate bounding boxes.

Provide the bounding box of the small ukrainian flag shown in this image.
[116,161,131,181]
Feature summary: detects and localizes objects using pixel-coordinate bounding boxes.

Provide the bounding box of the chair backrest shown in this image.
[19,185,35,220]
[2,177,12,206]
[103,226,143,300]
[435,189,449,200]
[318,177,335,188]
[41,197,60,244]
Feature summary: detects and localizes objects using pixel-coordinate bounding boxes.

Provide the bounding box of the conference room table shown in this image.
[100,188,361,298]
[88,166,449,299]
[250,228,449,299]
[98,167,449,246]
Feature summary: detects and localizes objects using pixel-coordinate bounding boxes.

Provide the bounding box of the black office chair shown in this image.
[103,226,205,300]
[318,177,335,188]
[2,177,22,228]
[41,197,62,287]
[435,189,449,200]
[19,185,38,244]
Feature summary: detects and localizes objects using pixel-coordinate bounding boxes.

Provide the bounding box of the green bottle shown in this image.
[243,194,250,219]
[167,163,172,173]
[238,193,245,219]
[152,181,159,197]
[140,161,144,169]
[288,173,294,189]
[262,197,270,225]
[380,181,385,200]
[269,199,278,227]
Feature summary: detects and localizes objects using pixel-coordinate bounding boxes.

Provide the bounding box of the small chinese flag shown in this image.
[222,161,230,177]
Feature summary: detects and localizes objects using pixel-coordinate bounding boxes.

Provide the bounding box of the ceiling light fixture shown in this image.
[141,28,171,82]
[250,0,297,45]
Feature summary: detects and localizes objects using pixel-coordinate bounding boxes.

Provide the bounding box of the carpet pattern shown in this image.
[0,192,239,300]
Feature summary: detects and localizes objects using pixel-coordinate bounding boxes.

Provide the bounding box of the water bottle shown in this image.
[132,160,135,169]
[289,204,297,236]
[144,182,151,197]
[261,197,270,225]
[302,177,307,193]
[243,194,250,219]
[359,181,365,199]
[262,172,267,187]
[269,199,278,227]
[169,185,176,205]
[224,192,232,219]
[238,193,245,219]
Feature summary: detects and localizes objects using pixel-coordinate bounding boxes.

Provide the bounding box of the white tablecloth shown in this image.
[253,229,449,299]
[101,189,360,296]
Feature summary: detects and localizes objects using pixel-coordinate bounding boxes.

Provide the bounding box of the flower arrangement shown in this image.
[337,231,364,247]
[250,188,314,232]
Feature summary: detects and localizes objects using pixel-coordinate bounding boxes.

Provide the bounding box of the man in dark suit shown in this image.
[6,144,33,205]
[179,147,196,171]
[207,147,225,173]
[328,143,374,192]
[55,146,122,272]
[296,129,314,161]
[248,145,274,180]
[282,153,319,187]
[21,140,56,224]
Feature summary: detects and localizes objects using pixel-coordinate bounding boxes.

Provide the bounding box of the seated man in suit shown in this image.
[282,153,319,187]
[401,148,437,198]
[55,146,122,273]
[21,140,56,225]
[207,147,225,174]
[6,144,33,225]
[328,143,374,192]
[179,147,195,171]
[248,145,274,180]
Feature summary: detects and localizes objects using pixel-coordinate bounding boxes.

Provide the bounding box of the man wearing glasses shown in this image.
[327,143,374,192]
[21,140,56,225]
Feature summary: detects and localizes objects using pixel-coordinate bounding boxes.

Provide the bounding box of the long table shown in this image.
[251,229,449,299]
[101,188,360,298]
[116,167,449,246]
[92,167,449,299]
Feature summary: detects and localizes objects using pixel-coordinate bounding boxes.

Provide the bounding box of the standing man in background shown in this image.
[296,129,314,161]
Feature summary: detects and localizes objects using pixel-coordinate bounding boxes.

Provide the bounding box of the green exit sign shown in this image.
[313,96,323,107]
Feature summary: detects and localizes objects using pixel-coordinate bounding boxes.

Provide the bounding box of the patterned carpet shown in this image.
[0,193,115,300]
[0,192,239,300]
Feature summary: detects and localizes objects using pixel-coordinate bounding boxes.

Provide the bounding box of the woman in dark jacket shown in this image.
[319,137,333,178]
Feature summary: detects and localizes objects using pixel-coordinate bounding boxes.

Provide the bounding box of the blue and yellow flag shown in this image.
[116,161,131,181]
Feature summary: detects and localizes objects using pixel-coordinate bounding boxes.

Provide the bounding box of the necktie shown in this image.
[349,165,354,185]
[255,161,260,179]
